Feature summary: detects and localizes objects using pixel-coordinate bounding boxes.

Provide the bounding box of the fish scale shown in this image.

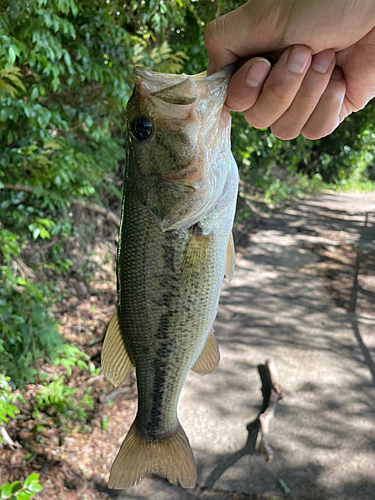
[102,65,238,489]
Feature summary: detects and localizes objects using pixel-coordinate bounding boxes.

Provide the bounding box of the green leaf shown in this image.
[63,52,72,67]
[7,47,16,66]
[10,482,23,493]
[85,115,93,127]
[26,482,43,494]
[30,87,39,100]
[14,491,32,500]
[277,478,291,496]
[0,482,12,497]
[24,474,39,489]
[33,186,44,197]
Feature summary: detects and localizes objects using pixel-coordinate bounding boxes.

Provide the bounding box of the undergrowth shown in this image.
[32,378,94,426]
[0,474,43,500]
[0,374,21,432]
[329,179,375,192]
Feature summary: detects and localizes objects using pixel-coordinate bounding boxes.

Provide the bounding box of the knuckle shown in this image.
[226,94,254,112]
[226,81,258,112]
[268,81,296,104]
[303,86,325,101]
[271,123,299,140]
[302,123,333,140]
[203,21,215,45]
[204,18,221,49]
[326,80,346,102]
[301,128,323,140]
[243,109,270,129]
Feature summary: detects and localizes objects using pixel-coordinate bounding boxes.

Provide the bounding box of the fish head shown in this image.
[127,66,232,231]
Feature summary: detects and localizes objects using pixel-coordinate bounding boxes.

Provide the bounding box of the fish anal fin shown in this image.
[109,420,196,489]
[191,328,220,375]
[225,231,235,282]
[102,309,133,387]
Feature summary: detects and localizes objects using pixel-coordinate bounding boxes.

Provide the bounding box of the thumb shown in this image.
[204,1,287,73]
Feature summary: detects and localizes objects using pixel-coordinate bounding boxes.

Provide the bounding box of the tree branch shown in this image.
[3,182,34,193]
[2,183,120,227]
[256,359,283,463]
[73,200,120,227]
[0,426,21,449]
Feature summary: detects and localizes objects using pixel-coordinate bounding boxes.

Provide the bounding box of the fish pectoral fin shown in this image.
[181,231,211,282]
[225,231,235,282]
[109,419,196,489]
[191,328,220,375]
[102,308,134,387]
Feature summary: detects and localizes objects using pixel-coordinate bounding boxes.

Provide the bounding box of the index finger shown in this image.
[204,3,285,73]
[204,16,238,74]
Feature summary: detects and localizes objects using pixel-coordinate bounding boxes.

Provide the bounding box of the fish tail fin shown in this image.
[108,420,197,489]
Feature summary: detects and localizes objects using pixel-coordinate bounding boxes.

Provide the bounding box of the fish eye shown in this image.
[130,116,153,141]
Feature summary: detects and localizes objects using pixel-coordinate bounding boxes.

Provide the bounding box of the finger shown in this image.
[271,49,335,140]
[204,3,285,74]
[243,45,312,129]
[226,58,271,111]
[336,26,375,113]
[205,14,241,75]
[302,67,346,140]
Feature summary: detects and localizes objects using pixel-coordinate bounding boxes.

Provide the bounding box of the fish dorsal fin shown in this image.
[225,231,235,282]
[102,309,133,387]
[191,328,220,375]
[151,78,197,105]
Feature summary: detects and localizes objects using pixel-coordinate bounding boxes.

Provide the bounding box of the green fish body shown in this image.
[102,66,238,489]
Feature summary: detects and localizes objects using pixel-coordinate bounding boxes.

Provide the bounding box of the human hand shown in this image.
[205,0,375,140]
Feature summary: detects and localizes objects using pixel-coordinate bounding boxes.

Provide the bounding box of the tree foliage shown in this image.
[0,0,374,387]
[0,0,197,385]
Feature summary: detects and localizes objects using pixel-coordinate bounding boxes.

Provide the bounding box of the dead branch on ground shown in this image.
[256,358,283,463]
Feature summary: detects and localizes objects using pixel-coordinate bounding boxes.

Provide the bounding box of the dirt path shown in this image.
[118,192,375,500]
[5,191,373,500]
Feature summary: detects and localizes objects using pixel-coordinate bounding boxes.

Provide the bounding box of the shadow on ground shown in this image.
[117,193,375,500]
[188,193,375,500]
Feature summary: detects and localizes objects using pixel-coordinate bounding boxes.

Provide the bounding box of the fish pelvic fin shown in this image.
[102,308,134,387]
[191,327,220,375]
[225,231,235,283]
[109,420,197,489]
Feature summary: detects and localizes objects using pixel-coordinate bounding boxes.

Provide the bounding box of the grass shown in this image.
[329,179,375,192]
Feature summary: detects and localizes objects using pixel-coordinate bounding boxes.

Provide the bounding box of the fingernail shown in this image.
[331,66,343,80]
[287,46,310,74]
[311,50,334,74]
[245,59,271,87]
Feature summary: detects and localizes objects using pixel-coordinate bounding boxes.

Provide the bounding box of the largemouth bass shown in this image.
[102,65,238,489]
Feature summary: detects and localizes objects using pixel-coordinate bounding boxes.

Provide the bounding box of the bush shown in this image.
[33,378,94,424]
[0,473,43,500]
[0,374,20,431]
